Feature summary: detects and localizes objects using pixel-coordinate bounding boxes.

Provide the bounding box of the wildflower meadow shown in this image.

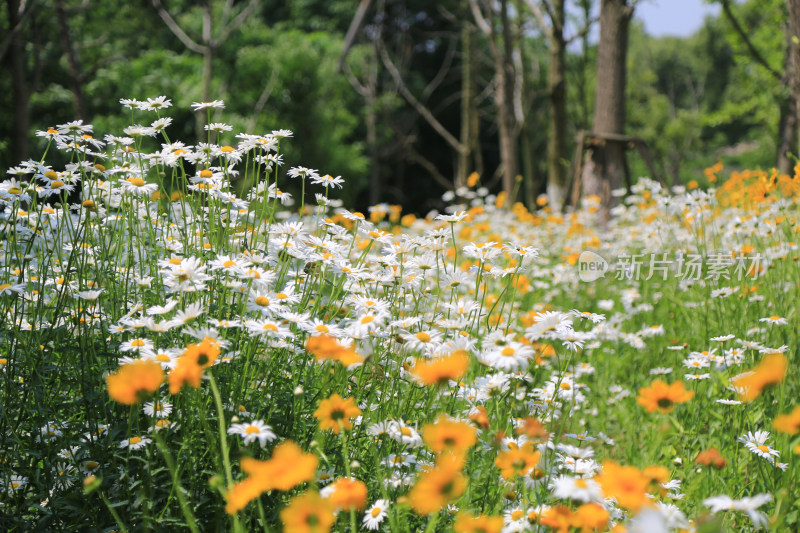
[1,99,799,532]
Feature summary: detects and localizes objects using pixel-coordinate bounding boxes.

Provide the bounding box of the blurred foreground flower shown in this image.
[225,441,317,514]
[107,359,164,405]
[731,353,787,402]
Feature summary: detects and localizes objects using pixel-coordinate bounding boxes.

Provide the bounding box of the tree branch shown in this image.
[468,0,492,36]
[378,42,467,154]
[214,0,259,46]
[151,0,207,54]
[522,0,554,42]
[422,36,457,101]
[397,132,454,191]
[247,70,277,134]
[339,0,373,70]
[720,0,781,81]
[565,15,598,45]
[0,0,38,62]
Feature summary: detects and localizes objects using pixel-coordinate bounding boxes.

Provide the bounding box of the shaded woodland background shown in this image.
[2,0,799,213]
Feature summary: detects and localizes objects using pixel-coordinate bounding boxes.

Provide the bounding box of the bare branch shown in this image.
[215,0,259,46]
[719,0,781,81]
[422,36,457,101]
[0,0,38,62]
[397,133,454,190]
[339,0,374,69]
[247,70,278,133]
[378,43,467,154]
[522,0,554,41]
[151,0,207,54]
[343,61,369,96]
[468,0,492,36]
[565,15,598,44]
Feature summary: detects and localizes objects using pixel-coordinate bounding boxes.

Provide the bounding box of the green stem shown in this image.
[99,491,131,533]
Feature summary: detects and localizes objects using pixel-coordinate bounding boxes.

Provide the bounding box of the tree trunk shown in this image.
[457,24,475,188]
[787,0,800,167]
[199,0,213,139]
[546,0,567,210]
[54,0,89,122]
[366,89,380,205]
[777,94,796,174]
[497,0,519,200]
[6,0,29,164]
[581,0,633,212]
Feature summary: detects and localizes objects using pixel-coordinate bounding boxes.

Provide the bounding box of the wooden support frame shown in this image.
[566,130,666,208]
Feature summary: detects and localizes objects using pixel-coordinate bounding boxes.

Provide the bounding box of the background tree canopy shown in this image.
[1,0,796,212]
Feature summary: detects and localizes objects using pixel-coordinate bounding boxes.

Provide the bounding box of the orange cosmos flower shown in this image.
[468,406,490,429]
[407,453,467,515]
[574,503,609,532]
[324,477,368,511]
[695,447,727,469]
[773,406,800,435]
[516,416,549,441]
[423,415,477,456]
[731,353,788,402]
[539,506,576,533]
[313,394,361,434]
[410,350,470,386]
[106,359,164,405]
[306,335,363,366]
[494,442,541,480]
[225,441,318,514]
[280,491,335,533]
[636,380,694,413]
[168,338,220,394]
[596,462,650,512]
[453,512,503,533]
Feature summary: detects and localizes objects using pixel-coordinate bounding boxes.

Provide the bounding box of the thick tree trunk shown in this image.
[546,0,568,210]
[6,0,29,164]
[199,1,213,139]
[581,0,633,210]
[54,0,89,122]
[777,94,796,174]
[457,24,475,188]
[366,90,380,205]
[788,0,800,166]
[497,0,519,200]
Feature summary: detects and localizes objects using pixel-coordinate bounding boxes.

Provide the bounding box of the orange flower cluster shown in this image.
[453,512,504,533]
[409,350,470,386]
[731,353,788,402]
[716,165,800,209]
[636,380,694,413]
[407,452,467,515]
[106,359,164,405]
[280,491,335,533]
[313,393,362,434]
[539,503,609,533]
[168,338,220,394]
[495,442,541,480]
[225,441,318,514]
[774,406,800,435]
[596,462,651,512]
[305,335,363,366]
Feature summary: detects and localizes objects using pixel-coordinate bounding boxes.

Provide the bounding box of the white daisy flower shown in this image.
[362,499,390,530]
[227,420,277,448]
